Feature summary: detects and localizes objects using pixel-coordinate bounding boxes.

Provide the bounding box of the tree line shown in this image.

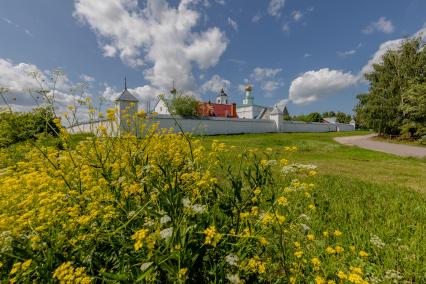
[354,38,426,139]
[284,111,352,124]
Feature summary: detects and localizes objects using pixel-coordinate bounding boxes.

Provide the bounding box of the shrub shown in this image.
[0,117,376,283]
[0,106,59,148]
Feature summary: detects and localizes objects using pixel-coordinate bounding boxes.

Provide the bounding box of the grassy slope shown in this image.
[200,131,426,280]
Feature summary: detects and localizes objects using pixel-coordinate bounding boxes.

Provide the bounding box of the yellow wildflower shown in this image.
[350,266,363,275]
[337,271,347,279]
[315,275,325,284]
[311,257,321,268]
[326,246,336,254]
[178,268,188,279]
[333,230,342,237]
[294,250,303,258]
[259,237,269,246]
[131,228,149,251]
[307,234,315,241]
[359,250,369,257]
[335,246,344,254]
[253,187,261,196]
[204,226,222,247]
[21,259,32,270]
[277,196,288,206]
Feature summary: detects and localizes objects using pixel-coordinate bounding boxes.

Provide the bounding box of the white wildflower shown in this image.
[191,204,206,214]
[225,253,239,267]
[383,269,403,282]
[226,273,243,284]
[0,231,13,253]
[300,223,311,232]
[140,262,153,272]
[182,197,191,208]
[370,234,386,248]
[160,227,173,240]
[160,215,171,224]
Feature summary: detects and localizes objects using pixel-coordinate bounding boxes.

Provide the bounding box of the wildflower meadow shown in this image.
[1,107,403,283]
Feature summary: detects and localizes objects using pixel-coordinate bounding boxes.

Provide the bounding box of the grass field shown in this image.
[1,130,425,281]
[199,131,426,281]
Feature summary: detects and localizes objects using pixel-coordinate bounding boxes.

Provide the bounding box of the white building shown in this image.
[236,85,289,119]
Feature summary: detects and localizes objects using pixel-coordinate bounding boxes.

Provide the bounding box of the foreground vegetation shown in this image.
[1,126,425,282]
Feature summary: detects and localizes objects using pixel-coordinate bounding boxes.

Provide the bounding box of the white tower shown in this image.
[115,77,139,135]
[243,85,254,106]
[216,88,228,104]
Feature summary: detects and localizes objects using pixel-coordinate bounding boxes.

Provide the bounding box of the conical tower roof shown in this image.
[115,77,139,102]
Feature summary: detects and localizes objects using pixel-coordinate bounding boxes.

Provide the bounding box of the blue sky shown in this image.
[1,0,426,116]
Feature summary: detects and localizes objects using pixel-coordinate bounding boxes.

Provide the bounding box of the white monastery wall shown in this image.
[69,116,354,136]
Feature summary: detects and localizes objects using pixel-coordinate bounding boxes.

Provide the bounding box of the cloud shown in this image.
[291,10,303,22]
[289,68,357,105]
[250,67,283,93]
[73,0,228,93]
[337,49,356,58]
[215,0,225,5]
[288,26,426,106]
[282,23,290,33]
[0,58,81,116]
[1,17,33,37]
[303,53,311,58]
[363,17,394,34]
[80,74,95,82]
[200,74,231,93]
[252,67,282,80]
[227,17,238,31]
[268,0,285,17]
[102,83,161,112]
[252,14,262,23]
[360,27,426,76]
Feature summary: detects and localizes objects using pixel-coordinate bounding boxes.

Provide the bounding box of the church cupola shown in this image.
[243,84,254,106]
[216,88,228,104]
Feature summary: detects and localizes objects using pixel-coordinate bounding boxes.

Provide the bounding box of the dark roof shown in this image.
[116,89,139,102]
[218,88,228,97]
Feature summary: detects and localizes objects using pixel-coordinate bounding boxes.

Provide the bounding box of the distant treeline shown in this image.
[284,111,352,124]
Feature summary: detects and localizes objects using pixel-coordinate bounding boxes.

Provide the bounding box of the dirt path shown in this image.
[334,134,426,158]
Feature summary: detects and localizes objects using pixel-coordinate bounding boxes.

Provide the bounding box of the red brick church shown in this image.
[197,88,238,118]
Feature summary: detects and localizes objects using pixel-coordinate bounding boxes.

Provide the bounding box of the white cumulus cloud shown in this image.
[250,67,283,93]
[363,17,394,34]
[227,17,238,31]
[0,58,82,116]
[268,0,285,17]
[200,74,230,93]
[289,68,357,105]
[74,0,228,93]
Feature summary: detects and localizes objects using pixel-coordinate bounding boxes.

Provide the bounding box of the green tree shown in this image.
[170,95,199,117]
[400,83,426,138]
[306,112,323,122]
[336,112,351,124]
[355,37,426,136]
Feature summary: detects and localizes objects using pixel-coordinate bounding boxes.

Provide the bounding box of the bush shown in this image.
[0,107,60,148]
[0,118,377,283]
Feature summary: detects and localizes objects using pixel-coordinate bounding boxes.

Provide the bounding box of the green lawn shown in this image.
[199,131,426,193]
[199,131,426,280]
[2,131,425,280]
